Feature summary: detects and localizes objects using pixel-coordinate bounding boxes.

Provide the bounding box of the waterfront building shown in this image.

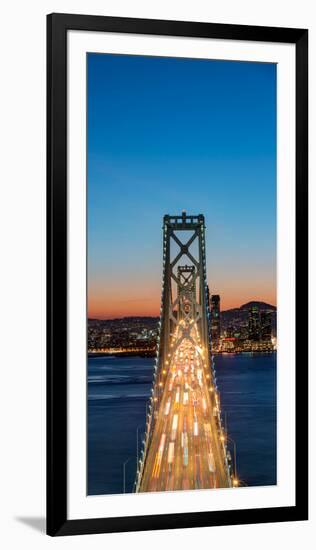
[260,311,272,341]
[248,305,260,341]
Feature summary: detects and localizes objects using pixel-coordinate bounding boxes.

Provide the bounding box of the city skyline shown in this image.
[88,298,276,355]
[88,54,276,319]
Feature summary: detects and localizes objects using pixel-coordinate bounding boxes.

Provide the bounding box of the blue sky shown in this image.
[87,53,276,318]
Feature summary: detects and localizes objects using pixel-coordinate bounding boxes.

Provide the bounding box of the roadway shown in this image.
[139,322,230,492]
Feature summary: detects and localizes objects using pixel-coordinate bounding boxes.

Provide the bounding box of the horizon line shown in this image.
[88,299,277,321]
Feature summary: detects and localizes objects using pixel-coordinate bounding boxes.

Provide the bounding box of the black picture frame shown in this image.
[47,13,308,536]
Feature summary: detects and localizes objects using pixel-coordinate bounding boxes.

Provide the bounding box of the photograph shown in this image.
[87,53,277,496]
[0,0,311,546]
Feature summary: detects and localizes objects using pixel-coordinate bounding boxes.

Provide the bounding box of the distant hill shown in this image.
[88,316,159,329]
[239,301,276,311]
[221,301,276,336]
[89,316,159,323]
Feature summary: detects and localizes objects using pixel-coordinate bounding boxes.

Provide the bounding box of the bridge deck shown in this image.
[139,326,230,492]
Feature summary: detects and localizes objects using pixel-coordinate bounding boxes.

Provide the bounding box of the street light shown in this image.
[122,457,134,494]
[226,434,238,485]
[136,425,144,465]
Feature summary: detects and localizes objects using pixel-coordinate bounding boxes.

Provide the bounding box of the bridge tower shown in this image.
[177,264,197,323]
[150,213,213,423]
[135,212,232,492]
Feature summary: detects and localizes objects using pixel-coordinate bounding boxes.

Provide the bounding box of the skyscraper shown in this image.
[248,306,260,341]
[210,294,221,349]
[260,311,272,342]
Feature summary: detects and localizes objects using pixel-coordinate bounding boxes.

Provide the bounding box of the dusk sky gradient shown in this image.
[87,53,276,319]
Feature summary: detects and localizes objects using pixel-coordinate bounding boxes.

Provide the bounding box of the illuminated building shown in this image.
[260,311,272,341]
[248,306,260,341]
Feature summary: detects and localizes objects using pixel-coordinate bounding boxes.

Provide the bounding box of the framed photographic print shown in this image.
[47,13,308,536]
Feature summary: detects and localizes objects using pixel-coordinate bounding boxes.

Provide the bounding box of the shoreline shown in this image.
[88,350,156,358]
[88,350,276,359]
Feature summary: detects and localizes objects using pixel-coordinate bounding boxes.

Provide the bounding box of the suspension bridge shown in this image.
[135,212,233,492]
